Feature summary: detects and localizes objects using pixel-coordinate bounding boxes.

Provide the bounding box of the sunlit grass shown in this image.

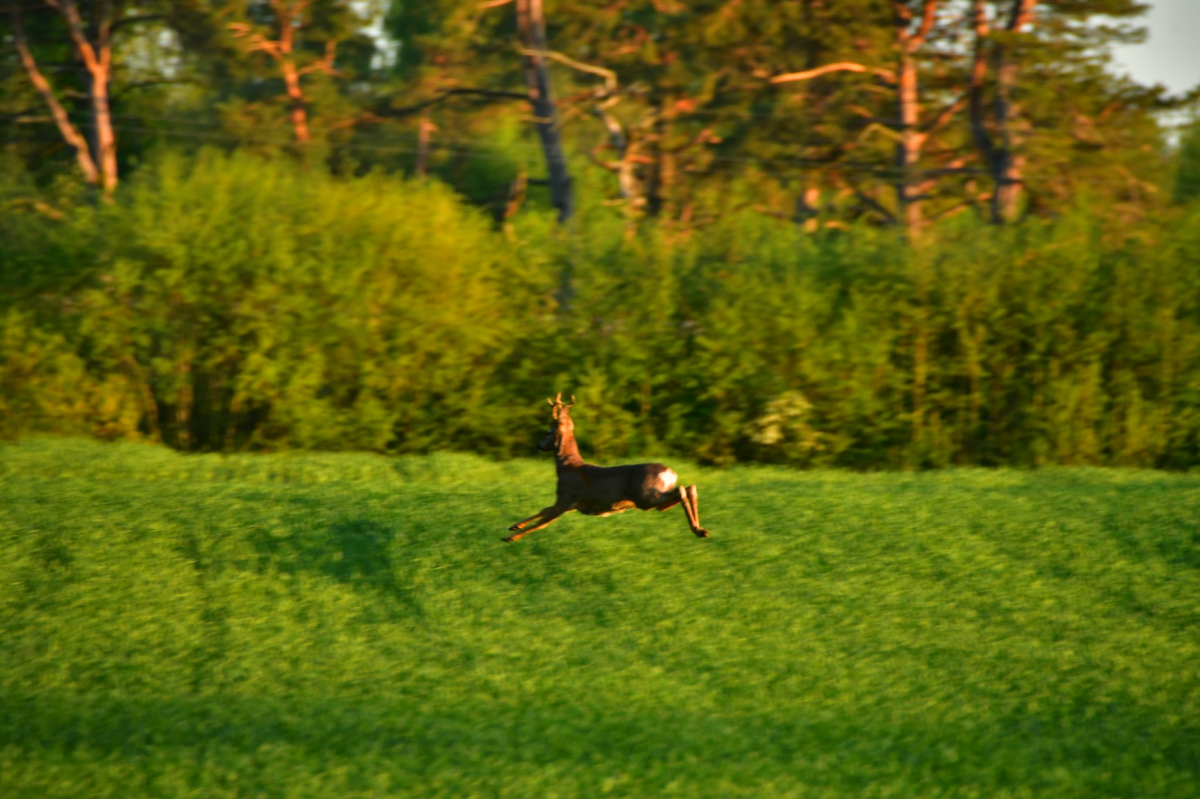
[2,438,1198,797]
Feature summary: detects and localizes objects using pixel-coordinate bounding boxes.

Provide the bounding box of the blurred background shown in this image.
[3,0,1200,469]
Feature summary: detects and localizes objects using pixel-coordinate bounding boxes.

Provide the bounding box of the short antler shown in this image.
[547,392,577,419]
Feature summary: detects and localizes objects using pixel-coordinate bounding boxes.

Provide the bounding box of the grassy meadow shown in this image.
[1,438,1199,797]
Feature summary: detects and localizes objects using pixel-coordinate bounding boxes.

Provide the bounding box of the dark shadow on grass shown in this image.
[0,691,1197,794]
[248,514,423,618]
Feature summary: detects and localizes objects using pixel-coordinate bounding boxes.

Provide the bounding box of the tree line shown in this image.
[3,151,1200,467]
[2,1,1194,226]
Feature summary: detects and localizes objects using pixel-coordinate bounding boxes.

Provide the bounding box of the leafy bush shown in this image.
[3,149,1200,467]
[3,150,544,453]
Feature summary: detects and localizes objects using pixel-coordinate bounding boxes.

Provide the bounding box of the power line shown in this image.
[5,105,1194,190]
[5,106,1010,180]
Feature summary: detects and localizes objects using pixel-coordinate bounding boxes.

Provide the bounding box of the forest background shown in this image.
[3,0,1200,470]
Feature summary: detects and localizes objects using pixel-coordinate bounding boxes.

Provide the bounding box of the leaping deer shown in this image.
[504,394,709,542]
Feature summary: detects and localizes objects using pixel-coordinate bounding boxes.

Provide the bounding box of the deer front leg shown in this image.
[503,505,569,542]
[508,508,551,532]
[682,485,708,538]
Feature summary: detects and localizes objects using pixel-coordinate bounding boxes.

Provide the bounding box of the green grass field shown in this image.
[1,439,1198,797]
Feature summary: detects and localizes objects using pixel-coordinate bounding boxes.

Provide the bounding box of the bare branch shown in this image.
[111,78,197,103]
[111,14,166,35]
[857,121,906,145]
[923,91,968,134]
[912,155,977,195]
[297,40,338,76]
[849,181,897,225]
[229,24,284,59]
[0,106,45,123]
[929,196,990,222]
[2,198,66,221]
[328,112,385,132]
[97,0,113,58]
[517,47,618,94]
[45,0,102,74]
[968,0,998,164]
[373,87,531,119]
[770,62,896,85]
[1006,0,1036,32]
[908,0,940,52]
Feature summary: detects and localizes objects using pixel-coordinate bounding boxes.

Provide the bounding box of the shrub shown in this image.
[3,150,1199,468]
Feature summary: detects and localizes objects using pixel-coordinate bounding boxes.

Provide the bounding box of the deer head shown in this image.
[538,393,576,451]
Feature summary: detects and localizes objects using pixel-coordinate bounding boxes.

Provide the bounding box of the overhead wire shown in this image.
[2,68,1191,188]
[2,105,1014,180]
[7,113,1192,193]
[13,116,1194,197]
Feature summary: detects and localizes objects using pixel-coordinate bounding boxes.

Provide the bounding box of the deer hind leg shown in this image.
[504,505,569,542]
[653,489,705,539]
[660,485,699,534]
[654,493,682,512]
[682,485,708,538]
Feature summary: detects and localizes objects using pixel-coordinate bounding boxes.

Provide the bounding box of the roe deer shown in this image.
[504,394,709,542]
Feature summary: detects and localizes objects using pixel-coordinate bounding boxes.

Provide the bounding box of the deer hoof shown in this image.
[695,528,709,538]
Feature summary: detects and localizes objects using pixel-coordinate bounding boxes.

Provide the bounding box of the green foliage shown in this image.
[1,150,543,453]
[3,150,1200,467]
[1,439,1199,797]
[1176,121,1200,205]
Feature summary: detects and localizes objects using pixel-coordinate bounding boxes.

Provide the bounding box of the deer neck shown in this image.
[555,425,585,471]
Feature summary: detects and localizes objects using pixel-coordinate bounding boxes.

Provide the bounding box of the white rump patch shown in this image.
[656,468,678,492]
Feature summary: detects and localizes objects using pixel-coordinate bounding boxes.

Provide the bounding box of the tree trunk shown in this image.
[59,0,118,198]
[991,0,1035,222]
[416,113,434,175]
[990,46,1021,223]
[797,184,820,232]
[516,0,573,224]
[227,3,341,145]
[970,0,1035,224]
[891,0,940,233]
[89,61,118,196]
[654,94,678,222]
[280,59,312,143]
[894,53,922,230]
[10,8,101,188]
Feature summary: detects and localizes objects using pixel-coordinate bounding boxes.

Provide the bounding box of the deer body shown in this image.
[504,395,709,542]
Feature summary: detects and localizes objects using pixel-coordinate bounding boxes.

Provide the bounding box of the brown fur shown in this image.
[504,394,709,542]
